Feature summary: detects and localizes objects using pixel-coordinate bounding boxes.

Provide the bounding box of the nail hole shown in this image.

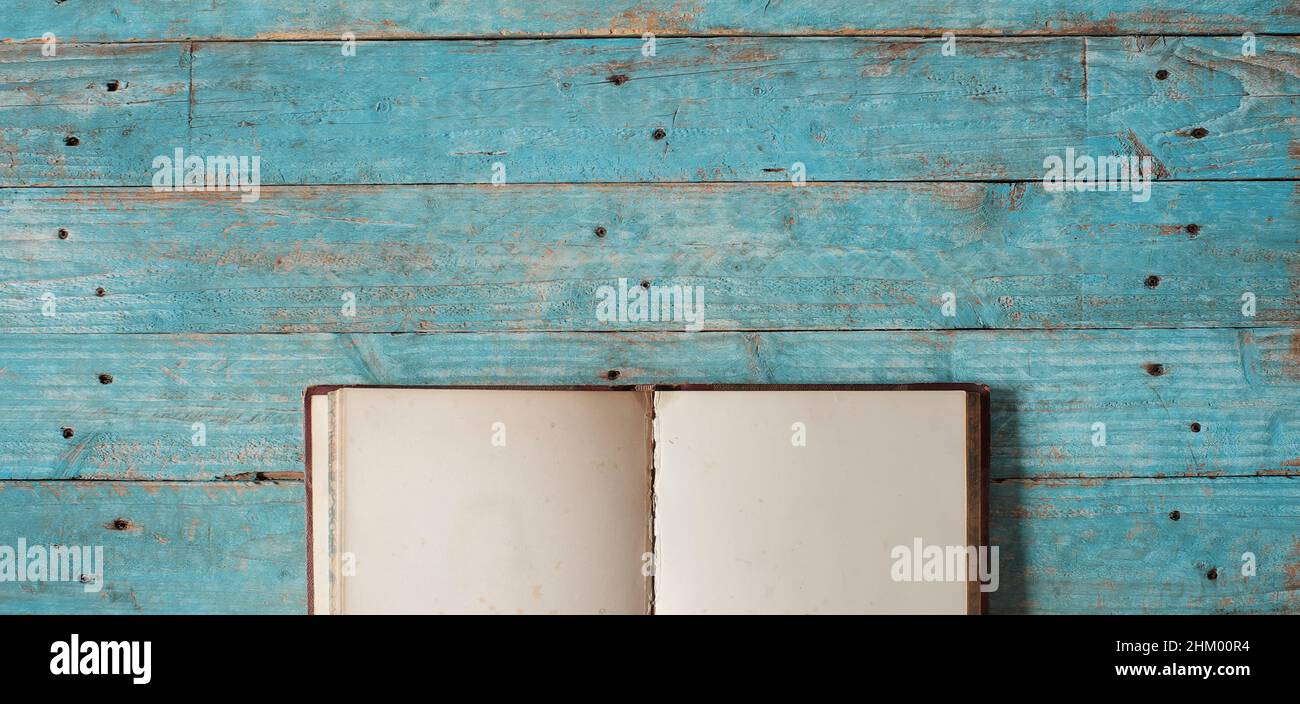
[95,286,106,297]
[640,280,650,289]
[108,518,131,531]
[64,135,80,147]
[1154,69,1169,80]
[1144,275,1160,288]
[57,228,69,240]
[1190,422,1201,433]
[98,373,113,385]
[594,226,607,238]
[652,128,666,140]
[1143,363,1165,377]
[1169,510,1181,521]
[105,80,120,92]
[607,74,630,86]
[1206,568,1218,580]
[605,369,620,380]
[61,427,74,439]
[1184,223,1200,235]
[1190,127,1209,139]
[79,574,92,583]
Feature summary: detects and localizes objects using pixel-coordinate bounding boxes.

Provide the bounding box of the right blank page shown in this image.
[653,390,970,614]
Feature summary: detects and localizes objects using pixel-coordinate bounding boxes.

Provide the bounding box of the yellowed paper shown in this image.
[326,388,651,614]
[652,390,969,614]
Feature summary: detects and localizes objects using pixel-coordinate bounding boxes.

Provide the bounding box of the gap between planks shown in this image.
[10,325,1296,337]
[7,33,1300,45]
[4,179,1298,190]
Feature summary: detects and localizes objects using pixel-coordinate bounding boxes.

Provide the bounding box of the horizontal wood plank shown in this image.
[2,182,1295,332]
[990,477,1300,614]
[1088,36,1300,180]
[0,43,191,186]
[1,477,1293,613]
[4,37,1296,185]
[3,1,1294,42]
[0,480,304,614]
[0,329,1294,481]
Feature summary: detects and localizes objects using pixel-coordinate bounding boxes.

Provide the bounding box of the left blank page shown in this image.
[325,388,652,614]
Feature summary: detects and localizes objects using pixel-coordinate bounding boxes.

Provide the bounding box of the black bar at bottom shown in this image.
[0,614,1285,691]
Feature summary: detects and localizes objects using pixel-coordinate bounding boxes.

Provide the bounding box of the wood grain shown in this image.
[4,37,1296,186]
[0,329,1294,482]
[0,43,190,187]
[991,477,1300,614]
[2,182,1296,333]
[2,184,1289,335]
[0,480,305,614]
[1088,36,1300,180]
[3,1,1294,42]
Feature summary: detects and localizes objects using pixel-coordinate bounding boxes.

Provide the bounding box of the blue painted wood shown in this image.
[2,2,1296,615]
[0,480,305,614]
[1,182,1294,332]
[4,37,1296,185]
[0,329,1294,482]
[0,477,1293,614]
[1088,36,1300,180]
[3,1,1292,42]
[991,477,1300,614]
[0,42,191,187]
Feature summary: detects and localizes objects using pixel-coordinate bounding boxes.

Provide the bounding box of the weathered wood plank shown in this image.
[0,481,304,614]
[0,329,1294,481]
[3,0,1294,42]
[8,38,1081,185]
[0,43,191,186]
[1,477,1292,613]
[182,36,1300,183]
[5,37,1295,185]
[990,477,1300,614]
[2,182,1295,332]
[1088,36,1300,180]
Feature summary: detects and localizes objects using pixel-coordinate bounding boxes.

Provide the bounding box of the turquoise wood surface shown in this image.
[0,330,1294,481]
[991,477,1300,614]
[2,183,1295,332]
[4,1,1293,41]
[0,2,1296,614]
[0,481,306,614]
[3,37,1296,186]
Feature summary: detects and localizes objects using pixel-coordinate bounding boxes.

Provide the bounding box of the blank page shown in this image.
[652,390,970,614]
[329,388,652,614]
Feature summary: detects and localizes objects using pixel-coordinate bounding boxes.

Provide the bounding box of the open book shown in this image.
[306,385,988,615]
